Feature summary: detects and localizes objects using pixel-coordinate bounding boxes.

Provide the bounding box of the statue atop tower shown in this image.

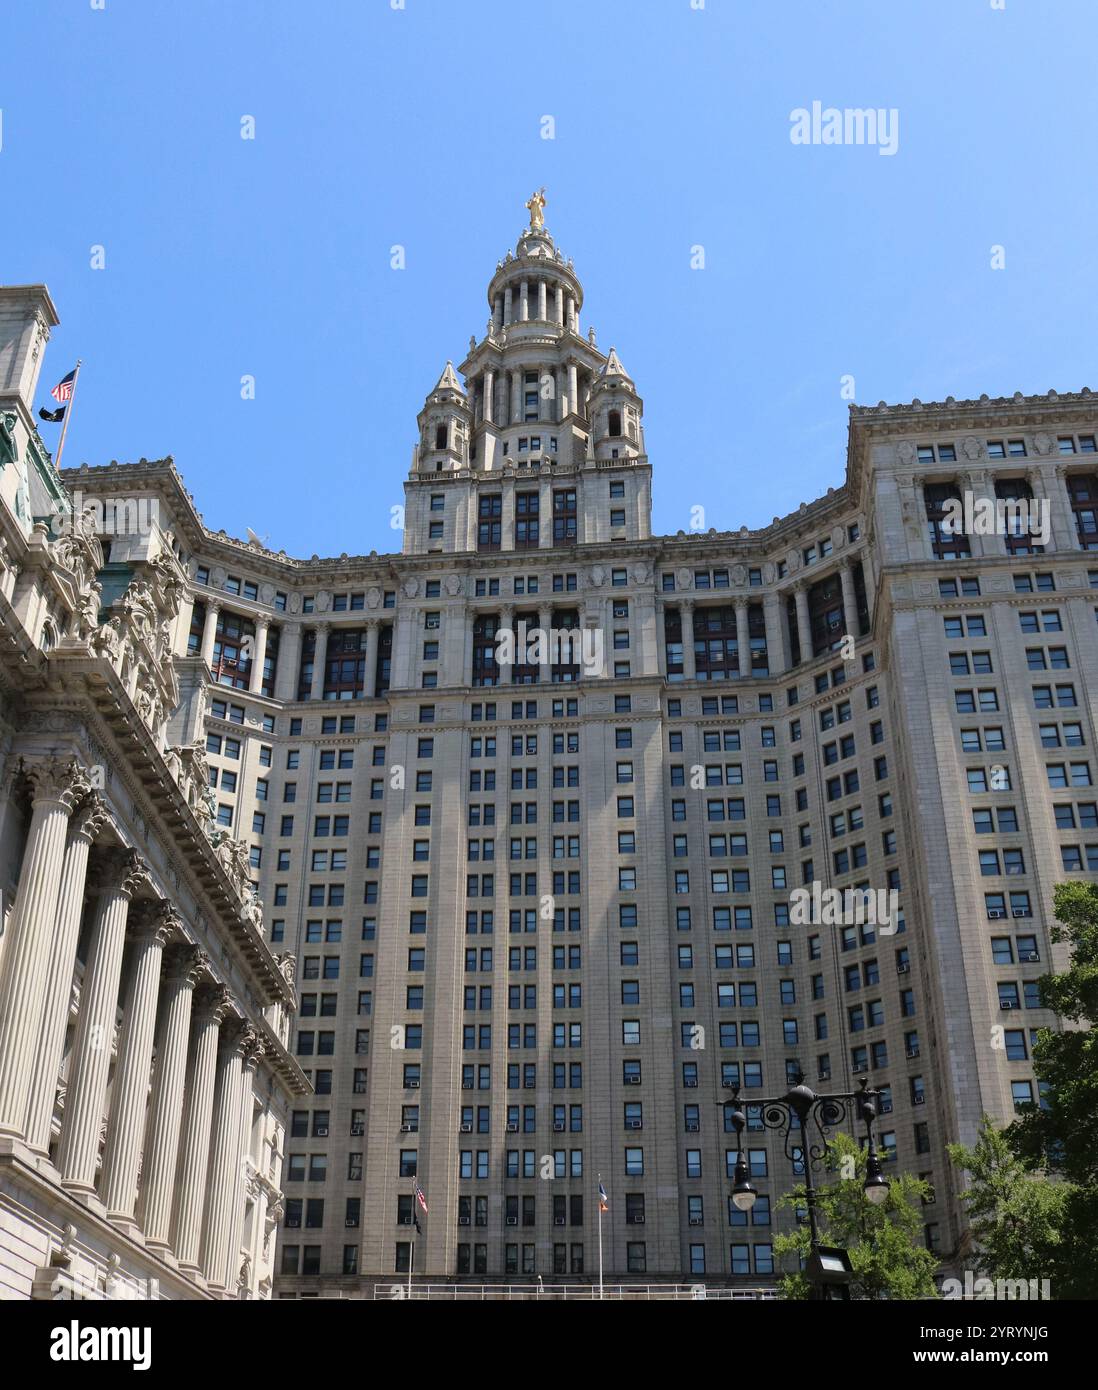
[525,188,547,231]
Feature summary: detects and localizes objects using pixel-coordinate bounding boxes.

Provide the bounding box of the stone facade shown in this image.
[3,202,1090,1297]
[0,287,307,1301]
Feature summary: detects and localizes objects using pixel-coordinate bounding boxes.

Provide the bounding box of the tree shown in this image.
[948,1116,1068,1283]
[772,1132,939,1299]
[1010,882,1098,1187]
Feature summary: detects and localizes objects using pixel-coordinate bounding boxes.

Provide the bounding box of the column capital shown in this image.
[128,898,181,948]
[68,792,111,846]
[254,615,271,632]
[163,942,208,988]
[193,982,233,1027]
[88,846,150,899]
[207,598,223,614]
[22,755,90,812]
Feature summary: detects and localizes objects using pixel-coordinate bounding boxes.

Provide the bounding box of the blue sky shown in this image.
[3,0,1095,557]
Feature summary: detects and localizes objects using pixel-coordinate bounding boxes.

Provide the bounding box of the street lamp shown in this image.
[719,1073,888,1297]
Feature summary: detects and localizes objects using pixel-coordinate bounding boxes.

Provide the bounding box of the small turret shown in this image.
[588,346,643,461]
[415,361,471,473]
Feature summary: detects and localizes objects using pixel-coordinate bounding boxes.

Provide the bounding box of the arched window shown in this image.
[608,409,622,438]
[435,423,448,450]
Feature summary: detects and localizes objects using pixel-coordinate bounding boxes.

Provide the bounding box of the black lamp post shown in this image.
[721,1072,888,1299]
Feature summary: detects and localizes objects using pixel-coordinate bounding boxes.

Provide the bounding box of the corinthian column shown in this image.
[100,902,178,1225]
[25,793,110,1154]
[202,1021,255,1291]
[0,756,89,1140]
[139,944,207,1250]
[57,847,150,1194]
[173,985,231,1273]
[227,1039,264,1296]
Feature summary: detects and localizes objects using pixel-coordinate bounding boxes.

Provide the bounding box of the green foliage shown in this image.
[948,1116,1068,1283]
[772,1132,939,1300]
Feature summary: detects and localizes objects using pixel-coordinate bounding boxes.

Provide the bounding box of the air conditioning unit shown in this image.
[1023,951,1041,962]
[686,1122,700,1133]
[626,1119,642,1130]
[400,1123,413,1133]
[688,1217,703,1227]
[553,1122,565,1132]
[285,1218,301,1229]
[1012,908,1030,918]
[315,1126,329,1137]
[554,1217,566,1226]
[458,1216,470,1226]
[345,1218,357,1228]
[913,1095,926,1106]
[630,1214,645,1225]
[460,1123,472,1133]
[505,1122,518,1133]
[684,1078,698,1088]
[1005,864,1024,875]
[818,1069,831,1081]
[852,1062,868,1073]
[897,962,910,974]
[1000,1000,1017,1010]
[625,1076,641,1085]
[506,1216,518,1226]
[350,1124,364,1135]
[721,1080,736,1090]
[988,909,1005,919]
[906,1047,920,1059]
[399,1216,413,1226]
[408,1080,420,1089]
[462,1081,474,1090]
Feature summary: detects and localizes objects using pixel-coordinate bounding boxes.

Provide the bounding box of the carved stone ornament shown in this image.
[22,755,91,811]
[896,440,916,463]
[444,573,463,596]
[403,577,420,598]
[676,568,692,591]
[961,436,983,461]
[315,590,331,613]
[1033,433,1054,457]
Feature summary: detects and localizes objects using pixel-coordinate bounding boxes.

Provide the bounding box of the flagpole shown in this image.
[52,358,82,473]
[407,1236,413,1300]
[598,1173,604,1301]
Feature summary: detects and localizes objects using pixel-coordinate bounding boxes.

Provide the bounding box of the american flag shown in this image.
[598,1180,609,1213]
[413,1179,428,1215]
[50,369,77,403]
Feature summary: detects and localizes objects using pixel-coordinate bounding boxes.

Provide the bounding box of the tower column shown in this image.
[680,601,696,680]
[275,623,302,702]
[201,600,222,668]
[555,284,564,325]
[57,848,151,1193]
[493,295,503,330]
[538,607,553,684]
[99,903,177,1225]
[735,601,750,676]
[537,280,547,322]
[363,619,380,699]
[173,985,231,1272]
[25,793,110,1154]
[763,592,786,676]
[309,624,329,701]
[510,370,521,425]
[249,618,270,695]
[483,369,495,426]
[520,280,529,321]
[794,583,812,665]
[566,294,575,331]
[0,756,89,1140]
[504,286,513,323]
[497,605,514,685]
[139,944,207,1250]
[567,363,578,421]
[840,563,860,640]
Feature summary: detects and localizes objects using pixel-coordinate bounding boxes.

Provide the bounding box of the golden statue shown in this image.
[525,187,547,230]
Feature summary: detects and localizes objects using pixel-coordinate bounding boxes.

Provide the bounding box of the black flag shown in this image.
[39,406,65,424]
